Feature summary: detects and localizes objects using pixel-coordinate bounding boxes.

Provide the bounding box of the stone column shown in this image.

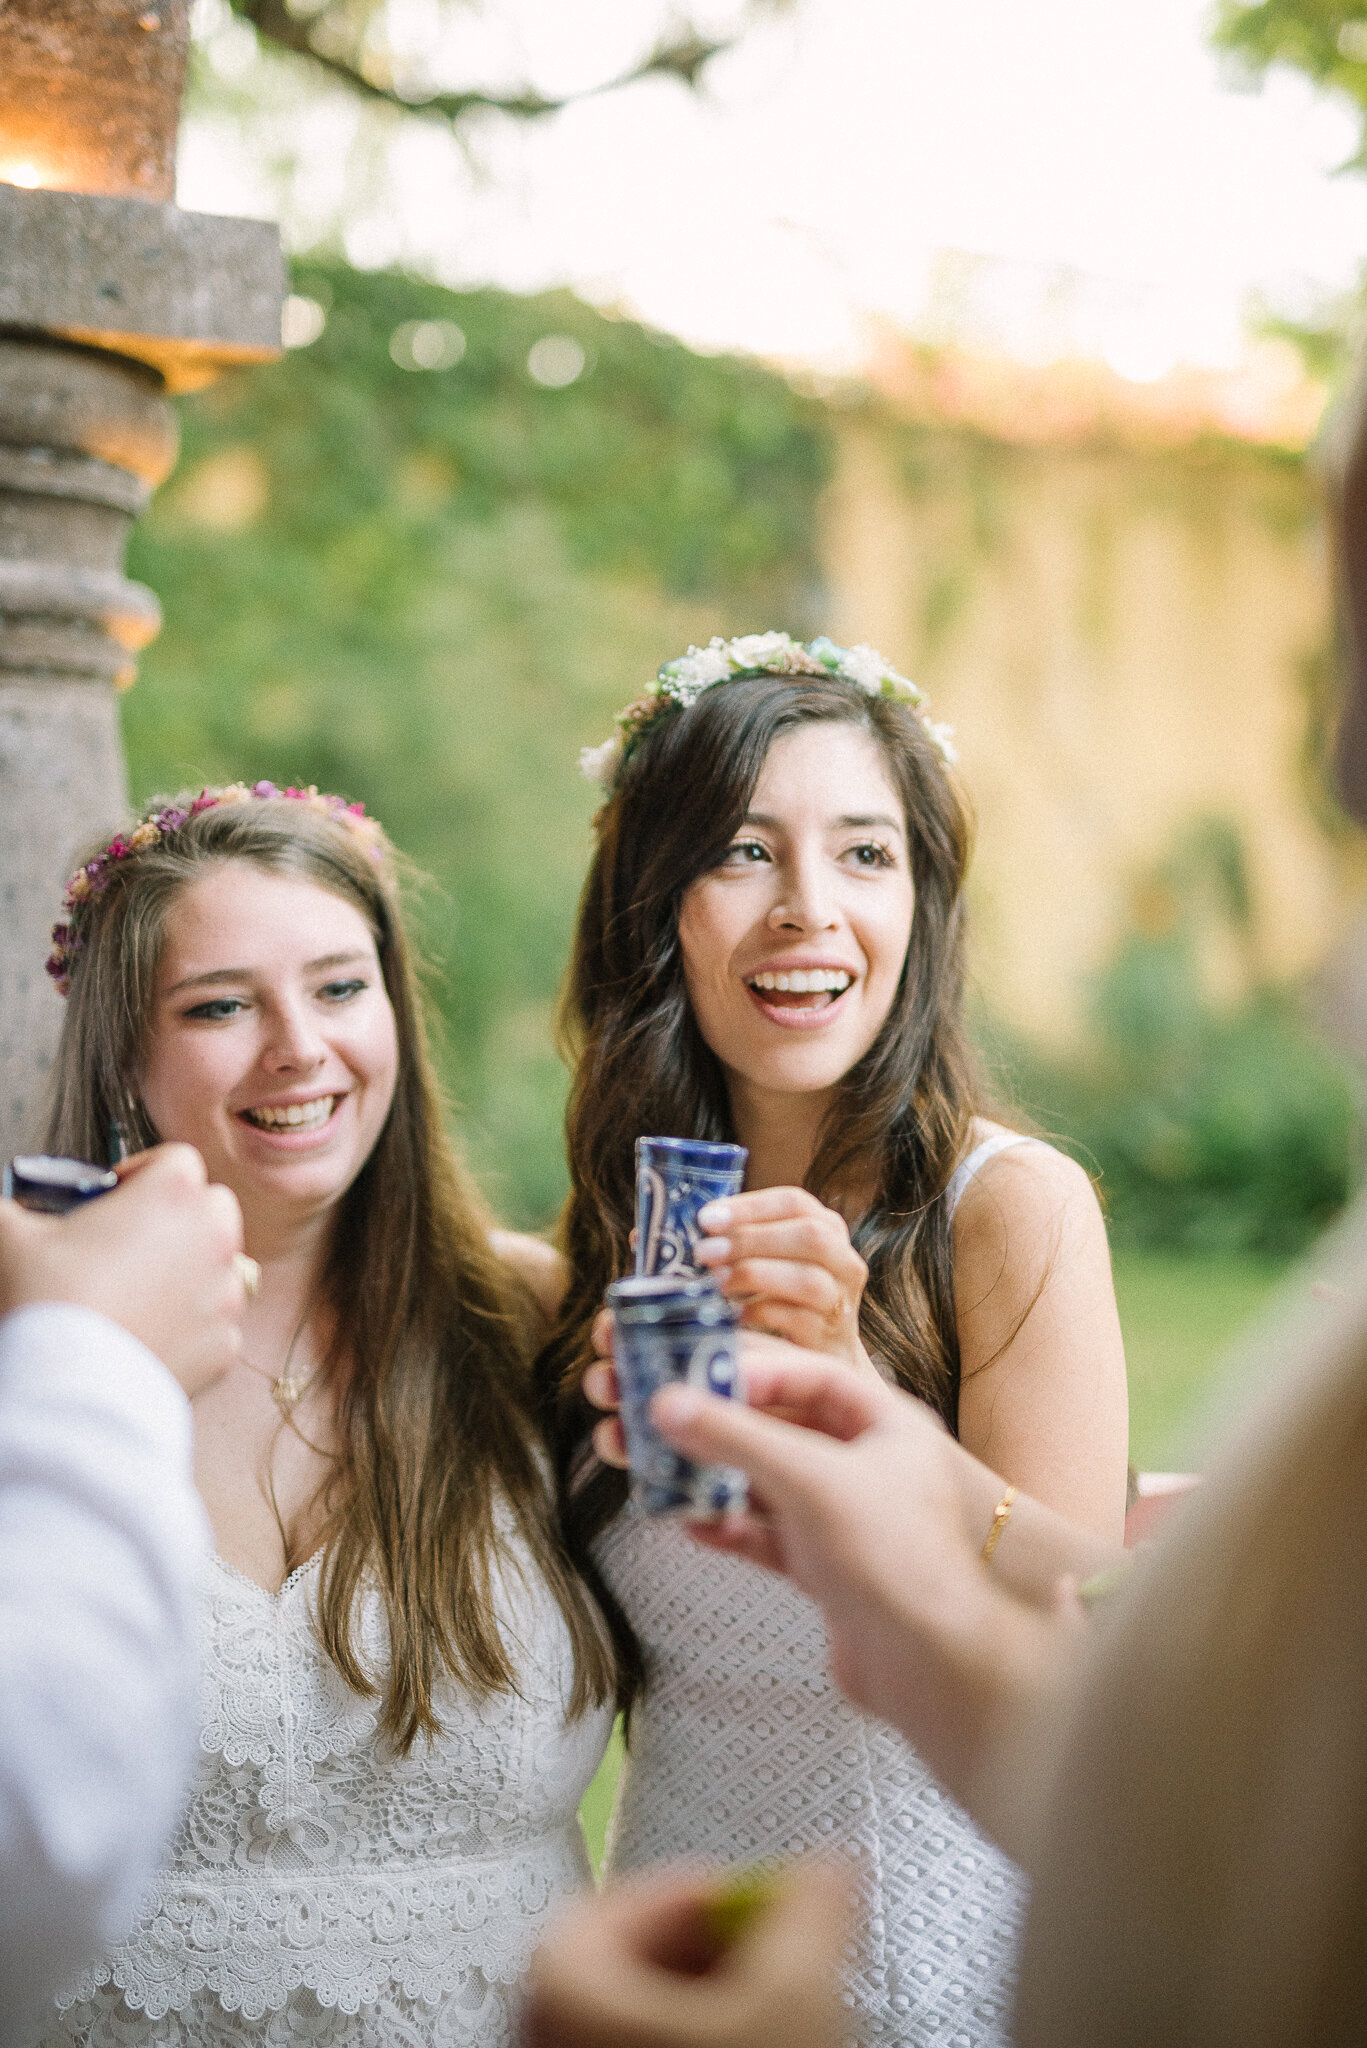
[0,338,176,1144]
[0,0,283,1158]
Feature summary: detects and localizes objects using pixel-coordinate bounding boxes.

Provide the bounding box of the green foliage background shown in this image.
[124,260,1358,1246]
[989,819,1360,1258]
[124,263,829,1224]
[1215,0,1367,163]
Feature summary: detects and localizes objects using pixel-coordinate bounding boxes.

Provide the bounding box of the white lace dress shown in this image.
[37,1545,612,2048]
[596,1135,1039,2048]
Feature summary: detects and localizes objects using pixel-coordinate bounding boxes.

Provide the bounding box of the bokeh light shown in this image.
[389,318,467,371]
[526,335,586,387]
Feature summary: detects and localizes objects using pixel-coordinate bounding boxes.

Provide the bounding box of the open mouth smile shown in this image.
[238,1094,339,1134]
[744,968,854,1023]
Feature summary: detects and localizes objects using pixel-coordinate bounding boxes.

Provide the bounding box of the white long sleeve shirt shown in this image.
[0,1305,209,2044]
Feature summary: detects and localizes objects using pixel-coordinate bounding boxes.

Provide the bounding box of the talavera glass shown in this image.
[606,1275,747,1517]
[634,1136,747,1278]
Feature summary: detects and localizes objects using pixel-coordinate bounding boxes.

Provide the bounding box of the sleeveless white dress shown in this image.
[596,1135,1039,2048]
[37,1540,612,2048]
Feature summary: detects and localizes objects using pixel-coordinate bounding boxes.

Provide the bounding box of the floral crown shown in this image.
[578,631,958,791]
[47,780,388,996]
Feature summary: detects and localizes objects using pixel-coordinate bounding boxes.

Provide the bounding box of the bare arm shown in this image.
[685,1137,1129,1538]
[954,1139,1129,1541]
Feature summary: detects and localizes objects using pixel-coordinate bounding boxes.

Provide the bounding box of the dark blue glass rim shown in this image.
[634,1136,747,1164]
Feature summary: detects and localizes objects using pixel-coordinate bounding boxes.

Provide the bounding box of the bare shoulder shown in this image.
[956,1120,1097,1212]
[489,1229,568,1324]
[951,1127,1128,1541]
[953,1124,1103,1274]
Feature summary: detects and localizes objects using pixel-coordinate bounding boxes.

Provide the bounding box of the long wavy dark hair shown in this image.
[534,669,981,1702]
[47,794,615,1748]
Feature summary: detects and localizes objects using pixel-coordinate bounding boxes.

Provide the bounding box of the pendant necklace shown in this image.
[243,1304,316,1418]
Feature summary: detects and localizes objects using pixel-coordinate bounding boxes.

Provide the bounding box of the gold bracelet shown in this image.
[981,1484,1018,1566]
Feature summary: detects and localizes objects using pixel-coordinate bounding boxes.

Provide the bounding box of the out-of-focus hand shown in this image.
[648,1337,1101,1858]
[521,1860,850,2048]
[655,1338,963,1694]
[693,1188,876,1375]
[0,1143,246,1398]
[583,1309,627,1468]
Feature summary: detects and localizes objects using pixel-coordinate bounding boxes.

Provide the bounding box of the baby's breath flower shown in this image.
[579,633,958,790]
[579,736,624,785]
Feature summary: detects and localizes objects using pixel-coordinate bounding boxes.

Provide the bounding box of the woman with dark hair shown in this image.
[537,635,1129,2045]
[35,783,614,2048]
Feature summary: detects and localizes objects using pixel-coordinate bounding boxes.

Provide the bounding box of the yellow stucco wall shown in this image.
[819,416,1363,1045]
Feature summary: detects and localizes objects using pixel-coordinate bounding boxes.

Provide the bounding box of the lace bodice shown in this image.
[37,1544,612,2047]
[597,1509,1026,2048]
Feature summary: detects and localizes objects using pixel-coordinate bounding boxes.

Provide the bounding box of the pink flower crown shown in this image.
[47,780,388,996]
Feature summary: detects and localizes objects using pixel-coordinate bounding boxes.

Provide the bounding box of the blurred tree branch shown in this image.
[225,0,749,127]
[1213,1,1367,165]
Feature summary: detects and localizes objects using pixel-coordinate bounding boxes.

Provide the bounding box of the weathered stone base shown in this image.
[0,678,126,1156]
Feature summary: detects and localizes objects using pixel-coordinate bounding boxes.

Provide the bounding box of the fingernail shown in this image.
[694,1237,731,1262]
[699,1200,732,1228]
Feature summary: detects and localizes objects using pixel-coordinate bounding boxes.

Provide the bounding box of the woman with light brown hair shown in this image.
[34,782,614,2048]
[536,634,1130,2044]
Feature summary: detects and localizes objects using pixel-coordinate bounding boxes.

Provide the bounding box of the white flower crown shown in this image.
[579,632,958,790]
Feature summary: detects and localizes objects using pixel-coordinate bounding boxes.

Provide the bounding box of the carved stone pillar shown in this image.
[0,338,179,1141]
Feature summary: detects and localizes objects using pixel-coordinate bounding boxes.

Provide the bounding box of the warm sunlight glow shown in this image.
[177,0,1367,383]
[1,163,43,190]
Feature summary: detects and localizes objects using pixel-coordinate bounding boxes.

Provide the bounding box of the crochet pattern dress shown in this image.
[596,1519,1024,2047]
[596,1136,1040,2048]
[37,1546,612,2048]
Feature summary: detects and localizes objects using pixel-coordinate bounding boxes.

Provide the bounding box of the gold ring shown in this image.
[233,1253,261,1299]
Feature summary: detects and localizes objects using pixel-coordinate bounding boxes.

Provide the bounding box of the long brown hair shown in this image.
[47,794,614,1747]
[534,669,980,1697]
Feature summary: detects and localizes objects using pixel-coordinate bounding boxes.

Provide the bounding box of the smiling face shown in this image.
[677,721,916,1118]
[139,862,399,1245]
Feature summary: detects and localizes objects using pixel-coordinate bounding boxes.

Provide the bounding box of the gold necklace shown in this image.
[242,1307,316,1417]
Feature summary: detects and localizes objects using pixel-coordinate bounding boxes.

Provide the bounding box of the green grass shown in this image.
[575,1250,1295,1866]
[1114,1248,1291,1469]
[580,1721,625,1875]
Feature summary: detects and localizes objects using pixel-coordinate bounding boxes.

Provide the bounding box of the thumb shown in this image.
[732,1860,852,2043]
[113,1141,207,1196]
[0,1192,40,1264]
[651,1385,833,1505]
[747,1859,853,1979]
